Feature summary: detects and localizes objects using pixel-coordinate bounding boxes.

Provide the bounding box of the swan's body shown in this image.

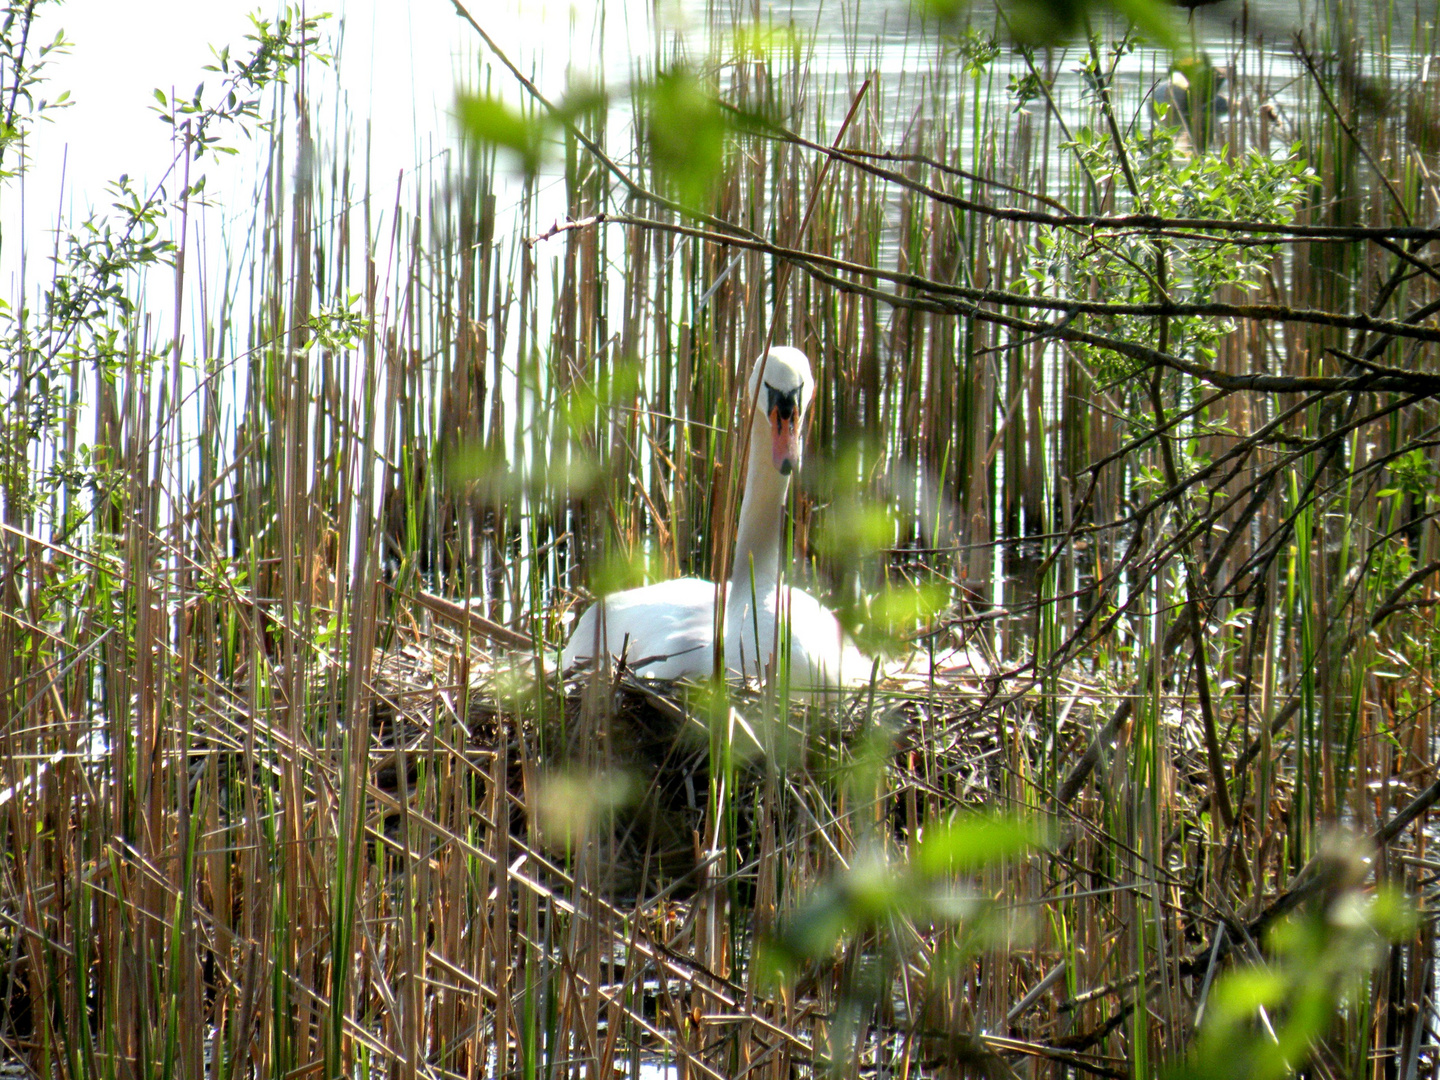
[1150,72,1230,122]
[562,346,870,690]
[564,576,867,687]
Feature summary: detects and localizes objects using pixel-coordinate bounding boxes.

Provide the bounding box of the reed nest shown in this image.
[365,596,1008,900]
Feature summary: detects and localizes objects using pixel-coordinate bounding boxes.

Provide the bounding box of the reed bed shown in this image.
[2,0,1439,1076]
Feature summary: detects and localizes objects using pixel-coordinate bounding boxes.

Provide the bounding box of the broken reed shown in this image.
[1,0,1439,1076]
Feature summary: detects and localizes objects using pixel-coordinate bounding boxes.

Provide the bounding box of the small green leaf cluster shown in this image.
[303,293,370,354]
[48,175,176,327]
[759,811,1041,977]
[1008,68,1047,112]
[153,7,329,160]
[1022,120,1315,396]
[1074,35,1137,103]
[1173,840,1415,1080]
[1370,532,1414,601]
[948,27,1001,78]
[1379,447,1436,502]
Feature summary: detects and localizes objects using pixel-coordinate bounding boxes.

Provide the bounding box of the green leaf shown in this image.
[914,813,1042,876]
[1208,966,1286,1019]
[1109,0,1177,49]
[456,93,547,177]
[641,66,732,210]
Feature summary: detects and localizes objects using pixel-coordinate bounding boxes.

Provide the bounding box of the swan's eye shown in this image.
[764,382,802,421]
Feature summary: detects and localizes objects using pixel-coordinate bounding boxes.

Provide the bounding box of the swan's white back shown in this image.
[562,578,717,680]
[561,576,872,689]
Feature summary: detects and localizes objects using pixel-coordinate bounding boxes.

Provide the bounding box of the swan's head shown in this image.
[747,346,815,476]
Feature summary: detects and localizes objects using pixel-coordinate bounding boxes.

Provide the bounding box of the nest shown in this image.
[359,600,1007,902]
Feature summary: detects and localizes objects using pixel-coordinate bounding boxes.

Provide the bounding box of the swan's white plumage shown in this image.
[561,576,871,687]
[561,346,871,691]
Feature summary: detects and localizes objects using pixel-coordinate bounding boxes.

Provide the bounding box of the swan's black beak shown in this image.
[766,383,804,474]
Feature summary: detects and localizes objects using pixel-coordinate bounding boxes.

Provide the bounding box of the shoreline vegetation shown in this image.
[2,0,1439,1076]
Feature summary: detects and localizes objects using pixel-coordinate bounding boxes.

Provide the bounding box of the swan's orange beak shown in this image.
[771,408,801,474]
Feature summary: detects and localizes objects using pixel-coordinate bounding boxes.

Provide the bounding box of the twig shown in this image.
[524,213,607,248]
[406,588,536,652]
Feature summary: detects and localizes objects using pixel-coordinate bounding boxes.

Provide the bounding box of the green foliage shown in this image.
[2,2,1435,1075]
[457,50,774,213]
[639,65,733,209]
[1173,841,1416,1080]
[759,811,1040,976]
[1379,448,1436,501]
[919,0,1176,49]
[0,6,330,529]
[456,94,548,176]
[154,7,328,159]
[49,175,175,327]
[456,84,604,178]
[915,813,1044,875]
[0,3,70,180]
[949,26,1001,76]
[1074,33,1137,103]
[1371,533,1415,601]
[303,292,370,354]
[1022,121,1316,391]
[1008,68,1047,111]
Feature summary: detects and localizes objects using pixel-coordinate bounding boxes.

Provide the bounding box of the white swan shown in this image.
[1150,59,1231,148]
[561,346,871,691]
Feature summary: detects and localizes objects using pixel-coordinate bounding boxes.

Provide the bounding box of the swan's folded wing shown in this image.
[726,584,873,691]
[561,577,720,680]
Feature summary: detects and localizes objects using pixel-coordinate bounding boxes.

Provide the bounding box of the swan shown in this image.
[1150,59,1230,149]
[561,346,871,691]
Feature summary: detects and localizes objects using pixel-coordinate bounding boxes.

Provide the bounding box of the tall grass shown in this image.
[1,0,1438,1076]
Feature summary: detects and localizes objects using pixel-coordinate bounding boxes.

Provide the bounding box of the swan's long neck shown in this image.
[729,419,790,598]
